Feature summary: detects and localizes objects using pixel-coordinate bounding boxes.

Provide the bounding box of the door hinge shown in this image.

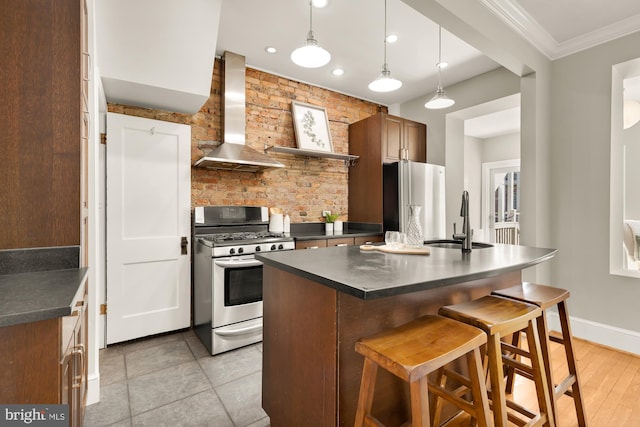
[100,133,107,145]
[100,303,107,315]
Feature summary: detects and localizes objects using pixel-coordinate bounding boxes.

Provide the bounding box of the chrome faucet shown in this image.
[452,190,473,252]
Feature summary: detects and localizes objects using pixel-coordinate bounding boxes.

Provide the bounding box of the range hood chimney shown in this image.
[193,51,284,172]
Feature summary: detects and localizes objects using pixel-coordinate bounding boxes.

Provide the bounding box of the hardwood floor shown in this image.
[447,334,640,426]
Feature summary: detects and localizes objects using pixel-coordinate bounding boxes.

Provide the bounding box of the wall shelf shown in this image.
[264,145,359,166]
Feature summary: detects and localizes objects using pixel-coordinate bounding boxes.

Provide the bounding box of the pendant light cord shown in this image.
[437,26,443,88]
[383,0,388,66]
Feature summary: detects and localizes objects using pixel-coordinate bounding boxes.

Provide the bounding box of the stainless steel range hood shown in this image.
[193,51,284,172]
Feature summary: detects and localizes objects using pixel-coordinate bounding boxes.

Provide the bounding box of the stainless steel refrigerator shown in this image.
[383,161,446,240]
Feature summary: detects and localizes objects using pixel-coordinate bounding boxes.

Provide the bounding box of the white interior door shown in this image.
[106,112,191,344]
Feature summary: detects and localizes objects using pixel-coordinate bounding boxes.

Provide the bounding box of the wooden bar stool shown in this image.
[439,295,555,427]
[492,283,587,426]
[354,315,491,427]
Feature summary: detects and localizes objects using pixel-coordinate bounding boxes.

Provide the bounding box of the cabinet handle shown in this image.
[335,243,348,247]
[72,345,85,388]
[306,246,319,249]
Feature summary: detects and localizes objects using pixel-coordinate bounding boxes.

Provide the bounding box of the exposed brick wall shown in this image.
[108,58,385,223]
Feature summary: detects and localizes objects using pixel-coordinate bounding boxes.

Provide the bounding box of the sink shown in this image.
[424,239,494,249]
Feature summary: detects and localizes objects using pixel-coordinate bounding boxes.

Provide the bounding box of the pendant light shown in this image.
[368,0,402,92]
[425,26,455,109]
[291,1,331,68]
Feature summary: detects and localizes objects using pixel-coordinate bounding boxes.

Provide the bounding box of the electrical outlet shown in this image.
[322,210,331,217]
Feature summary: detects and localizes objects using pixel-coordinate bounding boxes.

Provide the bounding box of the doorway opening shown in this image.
[482,160,520,244]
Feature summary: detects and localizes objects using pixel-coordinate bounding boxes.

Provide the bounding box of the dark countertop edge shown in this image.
[258,249,557,300]
[0,267,89,328]
[289,222,383,241]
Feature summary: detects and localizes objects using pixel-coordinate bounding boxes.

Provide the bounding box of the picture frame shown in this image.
[291,101,333,153]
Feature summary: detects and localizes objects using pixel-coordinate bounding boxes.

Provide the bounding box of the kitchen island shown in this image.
[256,243,556,427]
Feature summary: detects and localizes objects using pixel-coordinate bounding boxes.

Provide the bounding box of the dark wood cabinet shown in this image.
[0,281,88,426]
[379,114,426,163]
[0,0,82,250]
[295,235,383,250]
[348,113,427,224]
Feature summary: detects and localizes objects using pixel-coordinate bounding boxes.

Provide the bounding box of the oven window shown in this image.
[224,265,262,306]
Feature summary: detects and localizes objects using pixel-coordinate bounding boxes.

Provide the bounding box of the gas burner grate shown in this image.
[200,231,285,244]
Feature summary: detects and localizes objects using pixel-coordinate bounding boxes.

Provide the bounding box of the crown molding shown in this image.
[480,0,640,60]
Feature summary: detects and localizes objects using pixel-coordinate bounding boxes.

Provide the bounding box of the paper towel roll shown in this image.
[269,213,284,233]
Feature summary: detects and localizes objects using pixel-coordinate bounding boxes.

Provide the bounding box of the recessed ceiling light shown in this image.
[312,0,328,8]
[265,46,277,54]
[332,68,344,76]
[385,34,398,43]
[436,61,448,69]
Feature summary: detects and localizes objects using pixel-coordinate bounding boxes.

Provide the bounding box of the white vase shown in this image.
[334,220,343,232]
[325,223,334,234]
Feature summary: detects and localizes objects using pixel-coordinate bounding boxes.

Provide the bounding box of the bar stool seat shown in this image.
[354,315,491,427]
[439,295,555,427]
[493,283,588,426]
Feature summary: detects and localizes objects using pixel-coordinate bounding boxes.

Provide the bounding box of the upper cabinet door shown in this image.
[382,115,403,163]
[403,120,427,163]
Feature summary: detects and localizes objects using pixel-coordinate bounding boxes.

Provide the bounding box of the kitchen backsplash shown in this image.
[109,58,386,223]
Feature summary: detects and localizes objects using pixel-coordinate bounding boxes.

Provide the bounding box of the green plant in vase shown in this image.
[324,212,340,223]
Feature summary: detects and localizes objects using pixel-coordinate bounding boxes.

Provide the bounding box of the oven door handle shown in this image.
[214,259,263,268]
[214,323,263,337]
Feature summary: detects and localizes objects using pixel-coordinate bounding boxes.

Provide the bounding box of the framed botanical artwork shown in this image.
[291,101,333,153]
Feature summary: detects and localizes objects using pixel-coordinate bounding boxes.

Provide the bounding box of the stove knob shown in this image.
[238,247,244,254]
[270,244,276,251]
[229,248,235,255]
[278,244,284,250]
[255,246,261,252]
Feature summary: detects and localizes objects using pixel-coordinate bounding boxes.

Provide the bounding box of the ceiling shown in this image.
[216,0,499,108]
[215,0,640,138]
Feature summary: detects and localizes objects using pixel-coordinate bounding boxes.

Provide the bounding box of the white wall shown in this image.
[482,132,520,163]
[464,136,483,233]
[551,32,640,345]
[96,0,221,114]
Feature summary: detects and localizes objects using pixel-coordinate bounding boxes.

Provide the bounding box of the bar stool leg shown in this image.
[410,376,430,427]
[536,309,559,423]
[487,332,509,427]
[467,347,491,427]
[354,358,379,427]
[525,320,555,427]
[558,300,588,427]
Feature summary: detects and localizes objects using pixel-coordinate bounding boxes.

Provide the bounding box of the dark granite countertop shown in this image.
[0,268,88,328]
[256,243,557,300]
[0,246,87,328]
[288,222,382,241]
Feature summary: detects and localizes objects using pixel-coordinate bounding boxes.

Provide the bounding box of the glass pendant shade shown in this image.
[369,65,402,92]
[291,3,331,68]
[425,26,454,109]
[291,33,331,68]
[369,0,401,93]
[425,86,455,109]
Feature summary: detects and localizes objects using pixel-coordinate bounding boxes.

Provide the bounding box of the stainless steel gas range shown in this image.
[193,206,294,355]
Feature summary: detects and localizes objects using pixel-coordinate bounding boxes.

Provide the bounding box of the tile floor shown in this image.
[84,329,270,427]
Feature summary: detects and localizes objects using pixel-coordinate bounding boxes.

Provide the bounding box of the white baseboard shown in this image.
[547,312,640,356]
[86,373,100,406]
